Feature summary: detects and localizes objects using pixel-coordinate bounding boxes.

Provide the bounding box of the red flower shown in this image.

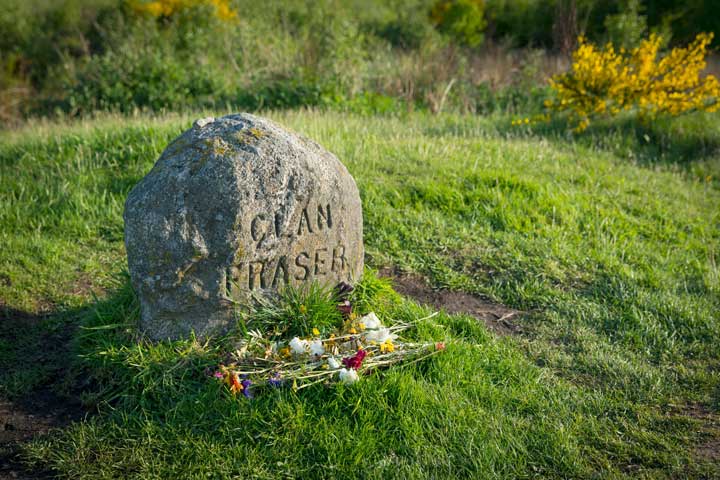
[342,349,367,370]
[435,342,446,351]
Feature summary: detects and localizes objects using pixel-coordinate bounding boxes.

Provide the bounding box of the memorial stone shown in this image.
[124,113,364,339]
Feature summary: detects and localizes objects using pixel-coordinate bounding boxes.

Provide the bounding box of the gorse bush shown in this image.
[546,32,720,132]
[130,0,237,21]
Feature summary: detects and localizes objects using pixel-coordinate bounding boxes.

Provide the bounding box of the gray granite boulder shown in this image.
[124,113,364,340]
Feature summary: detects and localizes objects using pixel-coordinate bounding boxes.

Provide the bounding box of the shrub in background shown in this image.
[0,53,32,124]
[430,0,487,48]
[62,46,229,113]
[0,0,124,87]
[646,0,720,48]
[484,0,576,48]
[373,15,437,50]
[546,32,720,131]
[234,78,340,111]
[604,0,647,49]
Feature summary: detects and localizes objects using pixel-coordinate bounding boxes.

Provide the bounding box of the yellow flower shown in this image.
[299,304,307,314]
[547,32,719,131]
[129,0,238,22]
[380,340,395,353]
[348,327,357,334]
[312,327,320,336]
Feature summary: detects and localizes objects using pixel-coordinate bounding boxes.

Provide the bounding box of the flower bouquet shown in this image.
[213,307,445,398]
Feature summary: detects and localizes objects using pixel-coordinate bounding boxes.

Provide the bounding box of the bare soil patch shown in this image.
[664,401,720,464]
[683,402,720,463]
[379,267,525,335]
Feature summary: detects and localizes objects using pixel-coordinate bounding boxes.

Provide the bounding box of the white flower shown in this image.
[338,368,359,384]
[364,327,397,344]
[362,312,383,330]
[309,339,324,357]
[327,357,341,369]
[289,337,308,355]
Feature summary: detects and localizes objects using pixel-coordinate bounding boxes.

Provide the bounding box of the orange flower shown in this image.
[225,371,243,394]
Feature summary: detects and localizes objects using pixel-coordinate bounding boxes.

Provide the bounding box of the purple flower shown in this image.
[213,371,224,379]
[268,372,283,388]
[241,379,253,398]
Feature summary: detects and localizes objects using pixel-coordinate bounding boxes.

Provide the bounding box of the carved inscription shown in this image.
[226,203,348,296]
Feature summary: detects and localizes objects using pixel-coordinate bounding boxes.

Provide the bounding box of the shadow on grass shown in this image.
[0,303,93,479]
[426,112,720,181]
[530,114,719,169]
[0,273,143,477]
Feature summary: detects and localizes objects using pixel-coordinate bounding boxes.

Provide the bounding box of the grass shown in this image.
[1,110,719,478]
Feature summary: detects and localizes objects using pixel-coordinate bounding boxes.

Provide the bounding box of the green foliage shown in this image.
[372,15,436,50]
[430,0,487,47]
[604,0,647,48]
[235,79,339,111]
[646,0,720,47]
[0,0,125,85]
[484,0,558,47]
[64,46,228,113]
[239,283,345,339]
[348,269,401,316]
[474,83,551,114]
[334,92,405,115]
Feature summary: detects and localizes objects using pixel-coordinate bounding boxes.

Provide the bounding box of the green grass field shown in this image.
[1,111,719,479]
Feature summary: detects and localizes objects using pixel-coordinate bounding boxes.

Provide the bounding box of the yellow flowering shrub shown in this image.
[130,0,237,22]
[546,33,720,132]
